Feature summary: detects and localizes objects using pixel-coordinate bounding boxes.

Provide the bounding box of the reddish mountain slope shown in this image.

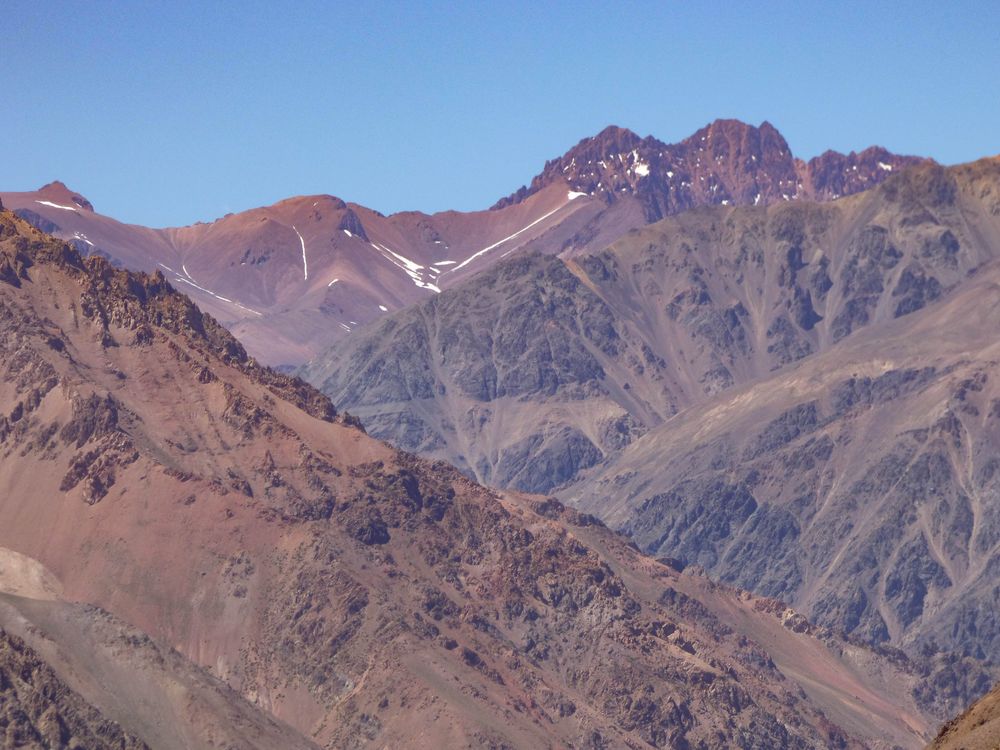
[2,120,917,367]
[0,205,957,748]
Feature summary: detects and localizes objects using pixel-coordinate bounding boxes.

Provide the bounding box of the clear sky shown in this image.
[4,1,998,227]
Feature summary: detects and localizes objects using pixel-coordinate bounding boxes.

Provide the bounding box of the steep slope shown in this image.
[0,206,963,748]
[2,119,915,367]
[930,681,1000,749]
[0,626,148,750]
[565,253,1000,659]
[302,158,1000,495]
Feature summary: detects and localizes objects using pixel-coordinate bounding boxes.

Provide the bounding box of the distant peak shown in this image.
[38,181,94,212]
[492,117,918,216]
[685,119,792,155]
[567,125,647,158]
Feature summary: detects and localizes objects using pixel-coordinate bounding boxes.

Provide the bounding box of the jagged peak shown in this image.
[492,118,919,213]
[567,124,647,155]
[682,118,793,157]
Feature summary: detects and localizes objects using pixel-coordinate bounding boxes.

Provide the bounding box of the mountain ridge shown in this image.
[492,118,927,221]
[2,118,917,367]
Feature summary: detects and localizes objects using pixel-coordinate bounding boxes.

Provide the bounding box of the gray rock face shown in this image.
[304,160,1000,500]
[306,158,1000,672]
[571,230,1000,667]
[302,254,654,493]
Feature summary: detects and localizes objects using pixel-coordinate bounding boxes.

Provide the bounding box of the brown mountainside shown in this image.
[930,681,1000,750]
[0,204,958,748]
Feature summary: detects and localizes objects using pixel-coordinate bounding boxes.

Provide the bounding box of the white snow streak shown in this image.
[173,276,263,316]
[35,200,76,211]
[877,161,893,171]
[369,241,441,293]
[450,201,568,273]
[567,190,588,201]
[432,260,457,266]
[379,304,389,312]
[327,278,340,287]
[293,225,308,281]
[343,229,353,237]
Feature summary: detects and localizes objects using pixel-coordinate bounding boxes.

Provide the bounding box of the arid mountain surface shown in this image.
[0,204,972,747]
[930,681,1000,749]
[301,159,1000,674]
[1,119,914,367]
[0,625,148,750]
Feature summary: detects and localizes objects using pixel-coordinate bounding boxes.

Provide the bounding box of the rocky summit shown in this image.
[493,119,924,221]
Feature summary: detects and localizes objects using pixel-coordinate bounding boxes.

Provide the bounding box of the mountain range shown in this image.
[2,118,998,748]
[0,205,967,748]
[1,119,920,368]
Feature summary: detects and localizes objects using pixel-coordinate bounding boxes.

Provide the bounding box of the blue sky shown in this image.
[4,1,998,227]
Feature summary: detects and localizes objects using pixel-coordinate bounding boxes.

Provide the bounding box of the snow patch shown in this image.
[877,161,893,171]
[432,260,457,266]
[634,162,650,177]
[450,200,570,273]
[368,241,441,292]
[35,200,76,211]
[567,191,588,200]
[378,304,388,312]
[173,276,262,316]
[292,225,308,281]
[327,278,340,287]
[343,229,353,237]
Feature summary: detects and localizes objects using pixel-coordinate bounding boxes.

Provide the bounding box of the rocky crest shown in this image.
[494,119,926,221]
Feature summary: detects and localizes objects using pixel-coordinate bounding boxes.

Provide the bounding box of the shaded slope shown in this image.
[303,159,1000,495]
[0,207,954,748]
[567,244,1000,664]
